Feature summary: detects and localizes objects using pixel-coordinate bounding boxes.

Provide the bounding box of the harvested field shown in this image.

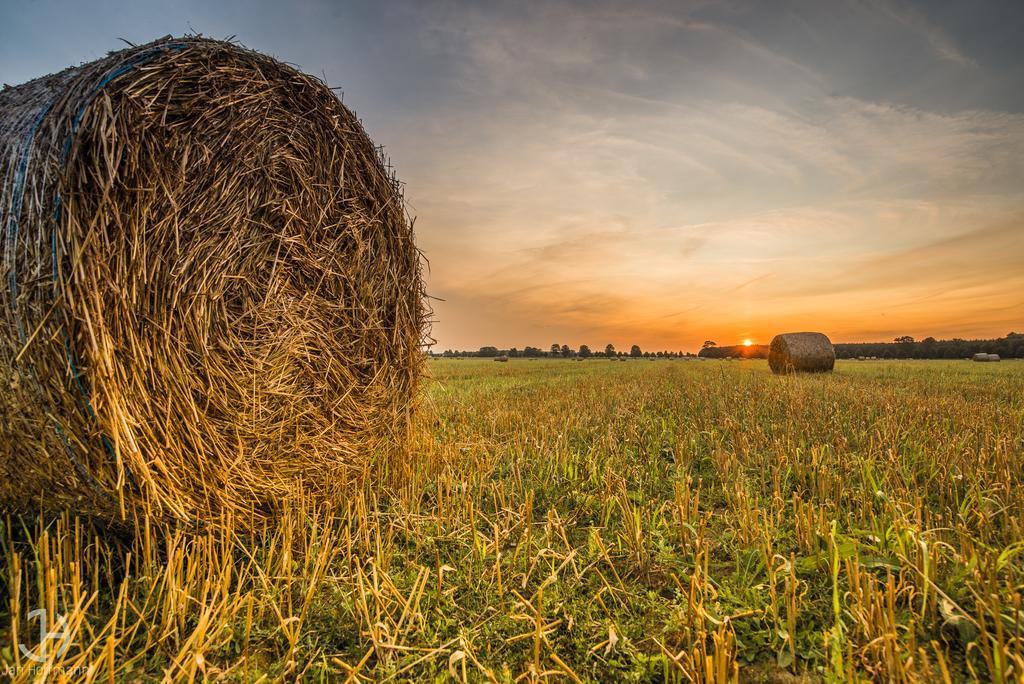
[3,358,1023,681]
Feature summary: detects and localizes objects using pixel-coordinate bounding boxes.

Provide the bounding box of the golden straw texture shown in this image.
[0,38,427,523]
[768,332,835,374]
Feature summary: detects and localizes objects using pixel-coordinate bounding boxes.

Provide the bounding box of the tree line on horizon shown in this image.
[433,343,696,359]
[697,333,1024,360]
[431,333,1024,360]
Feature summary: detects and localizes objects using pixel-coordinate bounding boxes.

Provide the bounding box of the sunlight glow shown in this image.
[743,339,753,347]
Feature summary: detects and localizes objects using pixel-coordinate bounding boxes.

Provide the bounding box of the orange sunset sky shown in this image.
[3,1,1022,351]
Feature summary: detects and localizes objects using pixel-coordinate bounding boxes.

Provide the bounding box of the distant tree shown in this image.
[605,343,615,357]
[702,340,716,349]
[630,344,642,358]
[832,333,1023,360]
[561,344,571,358]
[508,347,520,358]
[578,344,592,358]
[524,346,543,358]
[550,343,560,357]
[478,346,499,357]
[894,336,915,344]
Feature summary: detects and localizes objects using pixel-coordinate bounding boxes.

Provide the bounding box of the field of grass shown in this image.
[3,358,1024,682]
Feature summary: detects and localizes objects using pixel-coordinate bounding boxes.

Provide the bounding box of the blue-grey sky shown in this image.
[3,1,1022,350]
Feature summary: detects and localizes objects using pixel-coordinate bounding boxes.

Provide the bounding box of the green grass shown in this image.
[3,358,1023,681]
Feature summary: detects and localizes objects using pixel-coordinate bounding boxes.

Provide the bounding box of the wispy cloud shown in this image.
[3,0,1019,349]
[404,57,1024,347]
[867,0,977,67]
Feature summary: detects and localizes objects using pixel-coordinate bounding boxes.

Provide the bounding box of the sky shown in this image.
[2,0,1022,352]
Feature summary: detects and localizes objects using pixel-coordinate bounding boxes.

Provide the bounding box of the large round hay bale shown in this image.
[768,332,835,374]
[0,38,426,523]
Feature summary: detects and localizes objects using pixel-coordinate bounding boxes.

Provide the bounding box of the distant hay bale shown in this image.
[0,38,427,524]
[768,332,835,374]
[494,355,509,362]
[973,353,1000,362]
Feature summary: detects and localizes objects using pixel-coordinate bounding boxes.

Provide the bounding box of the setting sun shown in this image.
[743,339,753,347]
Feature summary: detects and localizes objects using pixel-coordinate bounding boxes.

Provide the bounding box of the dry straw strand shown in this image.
[0,37,427,525]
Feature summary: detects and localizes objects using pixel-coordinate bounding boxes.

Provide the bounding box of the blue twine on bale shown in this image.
[7,101,54,338]
[8,42,187,495]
